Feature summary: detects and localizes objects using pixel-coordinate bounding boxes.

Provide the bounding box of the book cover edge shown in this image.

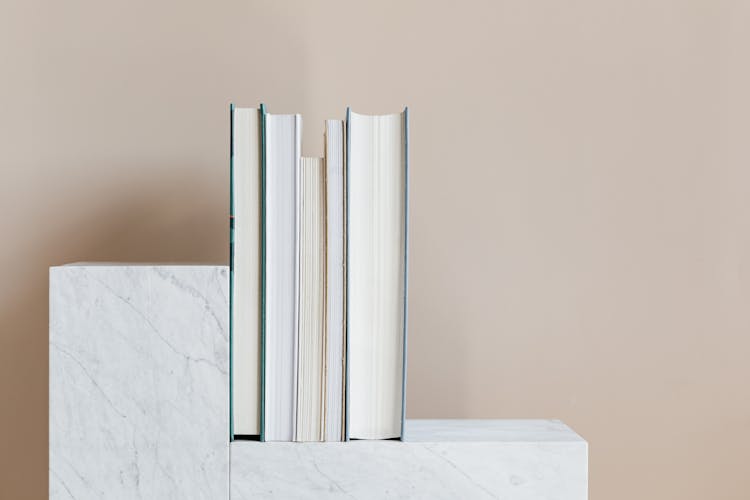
[344,107,351,442]
[400,106,409,441]
[259,102,267,442]
[229,102,235,442]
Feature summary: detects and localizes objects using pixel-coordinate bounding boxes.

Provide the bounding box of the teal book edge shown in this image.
[400,107,409,441]
[229,103,235,441]
[230,104,265,442]
[259,103,267,442]
[344,107,351,442]
[344,107,409,441]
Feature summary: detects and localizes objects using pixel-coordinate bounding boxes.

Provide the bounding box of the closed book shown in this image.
[345,108,409,440]
[230,105,262,440]
[262,108,302,441]
[324,120,345,441]
[295,157,327,442]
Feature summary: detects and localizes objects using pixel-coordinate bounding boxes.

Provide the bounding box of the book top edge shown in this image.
[348,109,406,119]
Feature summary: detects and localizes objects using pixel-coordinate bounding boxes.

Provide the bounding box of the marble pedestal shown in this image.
[231,419,587,499]
[49,264,229,499]
[50,264,588,499]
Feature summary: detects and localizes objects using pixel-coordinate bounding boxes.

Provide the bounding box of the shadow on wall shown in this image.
[0,173,227,499]
[0,144,470,497]
[0,2,313,496]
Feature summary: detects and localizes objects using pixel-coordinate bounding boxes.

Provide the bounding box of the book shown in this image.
[324,120,345,441]
[346,108,409,440]
[230,105,262,439]
[229,104,408,443]
[262,109,302,441]
[295,157,327,442]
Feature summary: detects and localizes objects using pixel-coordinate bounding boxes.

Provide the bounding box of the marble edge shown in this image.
[228,420,587,446]
[552,420,587,443]
[51,263,228,270]
[404,419,587,443]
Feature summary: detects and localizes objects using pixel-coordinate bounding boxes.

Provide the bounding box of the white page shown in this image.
[296,157,326,442]
[348,110,407,440]
[264,113,301,441]
[324,120,345,441]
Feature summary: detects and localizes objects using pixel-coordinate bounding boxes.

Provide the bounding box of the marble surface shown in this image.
[49,265,229,499]
[231,419,587,499]
[404,418,585,442]
[49,264,587,499]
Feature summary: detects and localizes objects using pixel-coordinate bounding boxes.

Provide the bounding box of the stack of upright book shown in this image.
[230,104,409,442]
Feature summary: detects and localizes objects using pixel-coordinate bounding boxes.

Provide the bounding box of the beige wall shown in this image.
[2,0,749,498]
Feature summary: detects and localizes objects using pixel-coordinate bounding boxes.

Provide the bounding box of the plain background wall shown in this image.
[2,0,749,498]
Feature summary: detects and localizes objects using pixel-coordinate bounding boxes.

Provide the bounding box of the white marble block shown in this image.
[49,264,229,500]
[49,264,588,500]
[231,419,588,499]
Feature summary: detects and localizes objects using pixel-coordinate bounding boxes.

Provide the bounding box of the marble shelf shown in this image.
[49,264,230,499]
[231,419,587,500]
[49,264,588,500]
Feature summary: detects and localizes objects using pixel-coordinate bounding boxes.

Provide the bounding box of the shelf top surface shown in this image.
[403,419,585,443]
[231,420,586,445]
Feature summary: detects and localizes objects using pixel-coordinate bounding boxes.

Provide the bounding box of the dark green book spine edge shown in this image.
[400,107,409,441]
[229,103,235,441]
[259,103,267,442]
[341,117,348,442]
[344,107,351,442]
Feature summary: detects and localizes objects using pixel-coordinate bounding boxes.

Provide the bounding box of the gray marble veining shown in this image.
[49,265,229,500]
[49,264,588,500]
[231,419,588,500]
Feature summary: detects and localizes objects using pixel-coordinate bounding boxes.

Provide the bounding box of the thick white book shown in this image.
[230,106,261,438]
[263,108,302,441]
[295,156,327,442]
[324,120,345,441]
[346,108,409,440]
